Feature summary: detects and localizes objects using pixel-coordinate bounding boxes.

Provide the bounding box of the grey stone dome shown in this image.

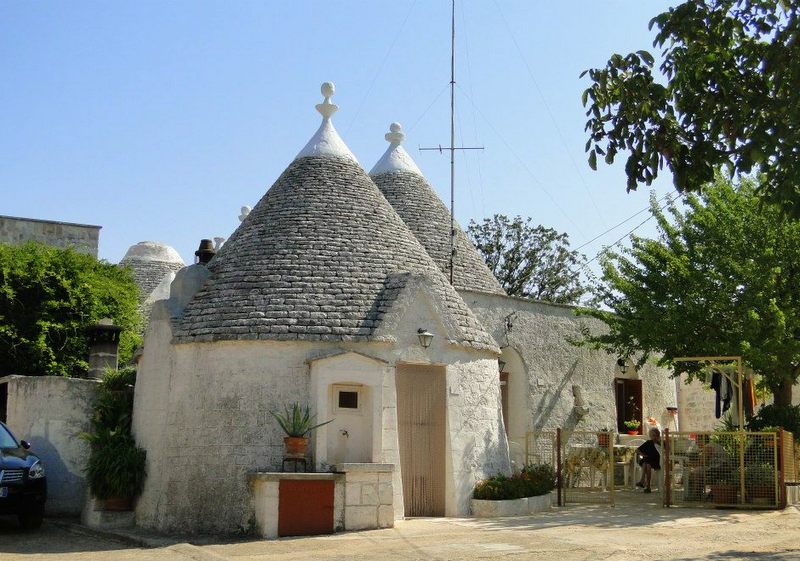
[121,241,186,302]
[173,155,497,351]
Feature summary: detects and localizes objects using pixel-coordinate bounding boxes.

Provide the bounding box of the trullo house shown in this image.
[131,83,512,533]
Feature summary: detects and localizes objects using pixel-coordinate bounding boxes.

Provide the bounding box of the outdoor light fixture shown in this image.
[616,358,628,374]
[417,329,434,349]
[498,360,506,372]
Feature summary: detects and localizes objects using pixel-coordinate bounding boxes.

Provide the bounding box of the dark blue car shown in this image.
[0,421,46,529]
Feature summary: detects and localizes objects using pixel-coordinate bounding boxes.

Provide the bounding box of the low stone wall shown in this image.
[0,215,100,256]
[1,375,98,516]
[248,463,394,539]
[338,463,394,530]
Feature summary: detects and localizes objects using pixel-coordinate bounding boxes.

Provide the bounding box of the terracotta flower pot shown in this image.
[284,436,309,458]
[100,496,132,511]
[627,430,639,435]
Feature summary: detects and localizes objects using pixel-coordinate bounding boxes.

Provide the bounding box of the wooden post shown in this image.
[663,428,671,507]
[556,428,563,507]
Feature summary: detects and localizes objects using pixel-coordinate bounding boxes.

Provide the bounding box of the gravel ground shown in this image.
[1,503,799,561]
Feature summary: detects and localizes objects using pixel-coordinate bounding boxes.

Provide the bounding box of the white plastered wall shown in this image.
[132,279,510,533]
[310,352,389,467]
[460,290,678,436]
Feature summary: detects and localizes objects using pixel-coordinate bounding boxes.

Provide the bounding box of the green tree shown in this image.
[467,215,587,304]
[0,242,141,377]
[582,1,800,215]
[579,177,800,406]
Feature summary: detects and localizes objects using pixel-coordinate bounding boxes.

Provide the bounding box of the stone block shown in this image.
[378,483,393,505]
[344,505,377,531]
[360,483,378,506]
[377,505,394,528]
[345,482,362,505]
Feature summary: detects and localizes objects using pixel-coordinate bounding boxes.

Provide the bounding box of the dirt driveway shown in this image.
[1,503,799,561]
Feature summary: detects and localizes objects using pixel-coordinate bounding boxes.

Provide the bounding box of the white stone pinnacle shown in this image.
[295,81,358,163]
[369,122,423,176]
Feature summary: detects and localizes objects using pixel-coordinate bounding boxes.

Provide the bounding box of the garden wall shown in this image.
[1,375,98,515]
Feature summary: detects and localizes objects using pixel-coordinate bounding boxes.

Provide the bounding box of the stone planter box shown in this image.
[471,493,553,518]
[526,492,553,513]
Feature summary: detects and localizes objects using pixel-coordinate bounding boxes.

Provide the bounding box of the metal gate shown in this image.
[662,429,785,509]
[525,429,615,506]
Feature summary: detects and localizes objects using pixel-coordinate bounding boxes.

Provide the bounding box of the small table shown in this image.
[282,457,309,473]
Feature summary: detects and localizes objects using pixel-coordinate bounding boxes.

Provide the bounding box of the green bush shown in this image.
[747,404,800,440]
[473,464,556,500]
[81,368,146,500]
[0,242,141,377]
[520,463,557,496]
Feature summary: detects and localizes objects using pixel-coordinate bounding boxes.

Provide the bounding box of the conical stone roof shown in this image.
[121,241,186,302]
[370,123,505,296]
[172,84,496,351]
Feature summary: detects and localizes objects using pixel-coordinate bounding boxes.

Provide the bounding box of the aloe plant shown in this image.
[271,402,332,437]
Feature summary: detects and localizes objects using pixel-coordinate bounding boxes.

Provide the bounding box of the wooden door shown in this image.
[278,479,334,536]
[615,378,643,434]
[396,364,446,516]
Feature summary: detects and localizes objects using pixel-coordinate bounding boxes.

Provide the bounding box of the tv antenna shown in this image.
[419,0,484,285]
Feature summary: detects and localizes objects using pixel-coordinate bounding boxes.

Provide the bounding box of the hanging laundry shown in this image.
[721,374,733,414]
[711,369,722,419]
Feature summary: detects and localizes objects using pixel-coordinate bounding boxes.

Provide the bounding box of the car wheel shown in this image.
[18,508,44,530]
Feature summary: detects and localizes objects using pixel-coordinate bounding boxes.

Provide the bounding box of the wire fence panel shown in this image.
[664,430,780,508]
[560,430,614,505]
[782,430,798,485]
[524,430,557,468]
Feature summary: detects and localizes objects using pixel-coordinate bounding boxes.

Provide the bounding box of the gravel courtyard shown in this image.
[1,503,799,561]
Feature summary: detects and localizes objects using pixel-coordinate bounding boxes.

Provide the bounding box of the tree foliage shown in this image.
[582,0,800,215]
[579,177,800,405]
[467,215,587,304]
[0,242,141,377]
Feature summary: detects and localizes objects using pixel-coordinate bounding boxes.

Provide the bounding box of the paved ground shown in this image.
[1,502,799,561]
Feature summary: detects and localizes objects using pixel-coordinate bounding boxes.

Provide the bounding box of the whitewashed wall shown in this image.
[3,375,98,515]
[460,291,678,442]
[132,286,509,533]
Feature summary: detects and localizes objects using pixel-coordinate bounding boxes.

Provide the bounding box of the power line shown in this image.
[573,192,672,252]
[456,84,587,238]
[492,0,606,226]
[345,0,418,135]
[580,195,674,271]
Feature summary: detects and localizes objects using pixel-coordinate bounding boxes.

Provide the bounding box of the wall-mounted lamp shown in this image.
[417,329,434,349]
[617,358,628,374]
[498,360,506,372]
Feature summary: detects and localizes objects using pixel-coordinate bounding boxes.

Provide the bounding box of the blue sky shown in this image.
[1,1,676,275]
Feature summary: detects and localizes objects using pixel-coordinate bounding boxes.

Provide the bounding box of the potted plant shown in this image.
[623,419,641,435]
[744,464,776,504]
[708,456,738,505]
[271,402,333,458]
[84,432,146,510]
[80,368,147,510]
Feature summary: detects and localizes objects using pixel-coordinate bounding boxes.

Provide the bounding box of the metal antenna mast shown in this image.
[419,0,483,285]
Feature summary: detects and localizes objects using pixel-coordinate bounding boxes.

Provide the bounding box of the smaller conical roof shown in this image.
[370,123,505,296]
[121,241,185,302]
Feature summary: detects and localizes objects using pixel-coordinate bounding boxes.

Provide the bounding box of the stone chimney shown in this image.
[86,318,123,380]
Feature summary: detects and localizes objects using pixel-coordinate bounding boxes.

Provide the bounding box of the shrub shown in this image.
[0,242,141,377]
[520,463,557,496]
[747,404,800,441]
[473,464,556,500]
[81,368,146,500]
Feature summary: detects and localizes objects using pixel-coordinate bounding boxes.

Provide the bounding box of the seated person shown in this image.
[636,428,661,493]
